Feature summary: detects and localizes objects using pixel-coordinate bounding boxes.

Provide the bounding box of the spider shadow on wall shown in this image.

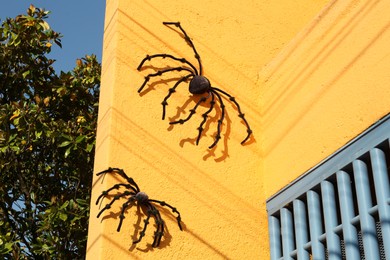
[129,205,178,252]
[138,73,236,161]
[169,94,234,162]
[137,71,185,97]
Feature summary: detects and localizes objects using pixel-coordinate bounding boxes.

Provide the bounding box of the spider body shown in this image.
[189,75,210,94]
[135,191,149,204]
[137,21,252,149]
[96,167,183,248]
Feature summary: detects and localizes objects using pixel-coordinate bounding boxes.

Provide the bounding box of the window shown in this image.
[266,115,390,259]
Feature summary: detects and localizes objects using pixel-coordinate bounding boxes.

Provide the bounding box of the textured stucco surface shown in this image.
[85,0,340,259]
[261,0,390,197]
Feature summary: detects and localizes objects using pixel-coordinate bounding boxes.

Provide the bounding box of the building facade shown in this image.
[87,0,390,259]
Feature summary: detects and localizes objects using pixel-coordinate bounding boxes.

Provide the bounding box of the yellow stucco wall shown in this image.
[83,0,390,259]
[261,0,390,197]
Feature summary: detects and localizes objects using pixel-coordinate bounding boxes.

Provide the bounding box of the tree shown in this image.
[0,5,100,259]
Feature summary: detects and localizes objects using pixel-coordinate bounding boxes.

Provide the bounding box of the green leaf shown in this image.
[35,131,42,138]
[39,20,50,31]
[86,143,94,152]
[69,199,74,209]
[76,198,87,205]
[61,134,72,141]
[22,70,31,78]
[75,135,86,144]
[13,117,20,126]
[59,213,68,221]
[64,146,71,158]
[60,201,69,210]
[8,133,17,142]
[2,242,13,253]
[58,140,71,147]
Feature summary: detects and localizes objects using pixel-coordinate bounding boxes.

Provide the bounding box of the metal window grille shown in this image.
[266,115,390,260]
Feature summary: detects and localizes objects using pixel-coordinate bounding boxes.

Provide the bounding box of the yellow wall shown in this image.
[261,0,390,197]
[83,0,390,259]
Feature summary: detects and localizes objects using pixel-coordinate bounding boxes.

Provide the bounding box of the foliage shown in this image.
[0,5,100,259]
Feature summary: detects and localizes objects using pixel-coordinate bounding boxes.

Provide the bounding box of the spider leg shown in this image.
[97,191,133,219]
[163,22,203,75]
[211,87,253,144]
[96,167,123,176]
[137,54,199,75]
[138,67,194,93]
[132,203,161,246]
[208,89,225,149]
[152,206,165,247]
[196,92,216,145]
[132,212,151,245]
[96,167,140,192]
[162,74,194,120]
[169,94,208,125]
[96,184,135,205]
[117,197,136,232]
[149,199,183,231]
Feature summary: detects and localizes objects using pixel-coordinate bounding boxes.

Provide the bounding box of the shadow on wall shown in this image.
[262,0,388,157]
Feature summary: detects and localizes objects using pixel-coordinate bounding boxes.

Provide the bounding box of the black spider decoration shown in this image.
[96,167,183,247]
[137,22,252,149]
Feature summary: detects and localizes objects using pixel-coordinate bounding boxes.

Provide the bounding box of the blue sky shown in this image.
[0,1,105,72]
